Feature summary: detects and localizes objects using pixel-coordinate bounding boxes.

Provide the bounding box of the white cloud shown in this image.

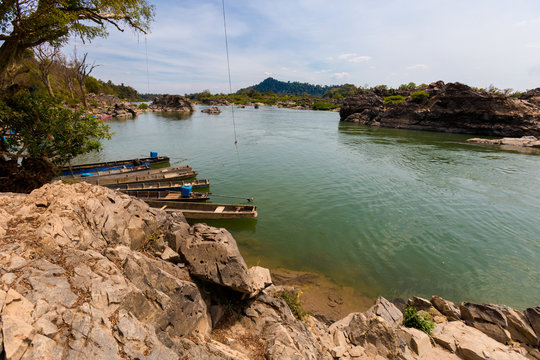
[264,71,273,76]
[407,64,429,70]
[332,72,350,79]
[337,53,371,63]
[525,44,540,49]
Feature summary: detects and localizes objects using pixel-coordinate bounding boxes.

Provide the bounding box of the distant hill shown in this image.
[238,77,342,97]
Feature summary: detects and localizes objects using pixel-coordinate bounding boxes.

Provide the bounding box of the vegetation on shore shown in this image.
[0,0,154,192]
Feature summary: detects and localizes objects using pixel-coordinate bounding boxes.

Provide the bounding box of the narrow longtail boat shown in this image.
[121,190,209,202]
[79,170,198,186]
[68,165,192,182]
[105,179,210,191]
[142,200,258,219]
[59,155,170,175]
[57,163,151,180]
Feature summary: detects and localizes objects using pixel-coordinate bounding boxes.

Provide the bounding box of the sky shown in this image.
[69,0,540,94]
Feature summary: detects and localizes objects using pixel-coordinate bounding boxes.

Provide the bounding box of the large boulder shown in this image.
[174,223,271,294]
[431,296,461,321]
[525,307,540,346]
[150,94,195,112]
[432,321,528,360]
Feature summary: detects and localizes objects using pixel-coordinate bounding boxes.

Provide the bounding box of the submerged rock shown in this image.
[201,106,222,114]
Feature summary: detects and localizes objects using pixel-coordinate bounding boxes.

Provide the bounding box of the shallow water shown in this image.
[77,106,540,308]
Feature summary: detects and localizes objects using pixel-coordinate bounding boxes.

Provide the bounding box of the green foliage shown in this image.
[384,95,406,104]
[323,83,358,99]
[0,0,155,81]
[138,103,148,109]
[410,90,429,103]
[313,101,340,110]
[279,290,308,321]
[0,92,111,166]
[239,77,342,96]
[403,306,435,335]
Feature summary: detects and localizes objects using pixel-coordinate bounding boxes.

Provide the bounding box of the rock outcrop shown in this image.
[0,182,538,360]
[468,135,540,148]
[340,82,540,137]
[201,106,222,114]
[86,93,140,119]
[150,94,196,112]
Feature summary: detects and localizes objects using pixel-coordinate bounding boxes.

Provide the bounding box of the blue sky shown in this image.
[71,0,540,94]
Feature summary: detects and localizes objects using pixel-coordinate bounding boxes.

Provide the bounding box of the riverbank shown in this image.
[0,182,539,359]
[340,81,540,137]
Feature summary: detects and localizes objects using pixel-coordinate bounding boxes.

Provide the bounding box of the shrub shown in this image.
[410,90,429,103]
[313,101,340,111]
[403,306,435,334]
[384,95,406,104]
[279,289,308,321]
[138,103,149,110]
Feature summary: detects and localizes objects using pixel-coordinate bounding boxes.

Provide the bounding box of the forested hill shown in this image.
[239,77,342,96]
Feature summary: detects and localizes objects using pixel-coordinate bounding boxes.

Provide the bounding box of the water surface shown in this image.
[77,106,540,308]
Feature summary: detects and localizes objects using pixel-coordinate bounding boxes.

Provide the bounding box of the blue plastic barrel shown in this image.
[180,185,192,197]
[150,151,158,158]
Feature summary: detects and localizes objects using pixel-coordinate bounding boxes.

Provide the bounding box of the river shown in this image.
[76,105,540,309]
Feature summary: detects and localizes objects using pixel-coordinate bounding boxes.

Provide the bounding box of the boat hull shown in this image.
[143,199,257,219]
[59,156,170,175]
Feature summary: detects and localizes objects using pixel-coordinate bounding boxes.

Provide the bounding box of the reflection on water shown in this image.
[82,107,540,309]
[153,111,193,121]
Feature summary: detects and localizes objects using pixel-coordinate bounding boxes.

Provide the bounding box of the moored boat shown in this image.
[105,179,210,191]
[58,155,170,175]
[78,170,198,186]
[142,200,257,219]
[57,163,151,180]
[121,190,209,202]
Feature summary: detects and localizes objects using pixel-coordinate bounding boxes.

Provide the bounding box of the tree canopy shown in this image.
[0,0,154,84]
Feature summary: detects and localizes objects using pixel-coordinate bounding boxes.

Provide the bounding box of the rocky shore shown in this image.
[340,82,540,137]
[0,182,539,359]
[87,94,195,119]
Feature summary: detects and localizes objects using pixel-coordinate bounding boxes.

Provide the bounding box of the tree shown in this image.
[0,91,111,192]
[0,0,154,86]
[33,43,60,97]
[72,52,98,109]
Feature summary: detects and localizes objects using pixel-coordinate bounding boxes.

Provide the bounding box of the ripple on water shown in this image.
[84,109,540,309]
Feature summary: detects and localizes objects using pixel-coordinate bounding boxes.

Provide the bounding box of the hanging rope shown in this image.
[221,0,238,146]
[144,36,150,93]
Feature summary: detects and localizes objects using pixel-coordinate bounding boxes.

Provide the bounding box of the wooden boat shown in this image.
[122,190,209,202]
[57,164,151,180]
[69,165,192,181]
[59,155,170,175]
[143,200,257,219]
[105,179,210,191]
[79,170,198,186]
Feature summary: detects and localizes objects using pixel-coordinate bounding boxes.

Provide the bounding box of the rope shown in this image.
[144,36,150,93]
[221,0,238,146]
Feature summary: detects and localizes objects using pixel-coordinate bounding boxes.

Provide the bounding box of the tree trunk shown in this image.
[79,81,88,109]
[0,38,24,90]
[45,74,54,97]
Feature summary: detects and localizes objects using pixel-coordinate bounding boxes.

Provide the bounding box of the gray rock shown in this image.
[431,295,461,321]
[177,223,259,293]
[460,302,508,328]
[525,307,540,344]
[500,307,538,347]
[160,246,181,263]
[368,296,403,327]
[20,334,63,360]
[2,315,36,360]
[407,296,433,312]
[398,326,432,356]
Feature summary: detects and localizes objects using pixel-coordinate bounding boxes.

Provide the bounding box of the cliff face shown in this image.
[340,82,540,137]
[0,182,538,360]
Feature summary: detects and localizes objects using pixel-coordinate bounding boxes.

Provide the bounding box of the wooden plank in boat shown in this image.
[214,206,225,213]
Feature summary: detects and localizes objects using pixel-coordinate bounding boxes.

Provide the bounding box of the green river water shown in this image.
[77,106,540,309]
